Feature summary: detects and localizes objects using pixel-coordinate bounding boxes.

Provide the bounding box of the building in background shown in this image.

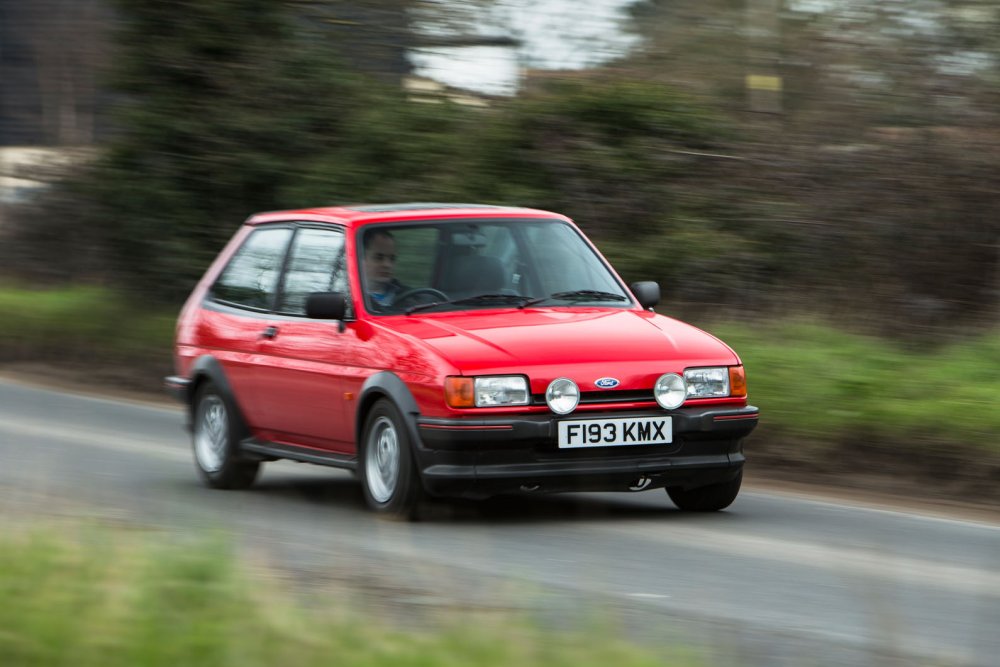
[0,146,91,206]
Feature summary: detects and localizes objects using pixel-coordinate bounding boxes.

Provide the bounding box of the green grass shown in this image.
[711,320,1000,455]
[0,285,174,364]
[0,526,702,667]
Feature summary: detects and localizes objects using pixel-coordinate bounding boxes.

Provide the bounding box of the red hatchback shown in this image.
[166,204,758,517]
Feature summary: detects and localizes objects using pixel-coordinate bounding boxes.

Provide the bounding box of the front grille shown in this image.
[531,390,654,406]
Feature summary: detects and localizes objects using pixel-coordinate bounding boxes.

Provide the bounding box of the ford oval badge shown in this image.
[595,377,620,389]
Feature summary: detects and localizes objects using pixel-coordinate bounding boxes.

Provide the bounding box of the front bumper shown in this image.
[412,405,758,498]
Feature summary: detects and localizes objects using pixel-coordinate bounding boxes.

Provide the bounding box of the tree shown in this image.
[85,0,368,299]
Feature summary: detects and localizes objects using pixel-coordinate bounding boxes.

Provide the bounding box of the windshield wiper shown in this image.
[518,290,628,309]
[405,293,532,315]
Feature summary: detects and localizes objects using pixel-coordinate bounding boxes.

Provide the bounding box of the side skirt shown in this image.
[241,438,357,472]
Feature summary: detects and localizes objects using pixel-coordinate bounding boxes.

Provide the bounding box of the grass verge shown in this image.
[0,525,702,667]
[0,285,175,365]
[710,319,1000,457]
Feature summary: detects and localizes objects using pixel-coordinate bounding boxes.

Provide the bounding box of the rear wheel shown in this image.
[192,381,260,490]
[359,399,424,519]
[666,471,742,512]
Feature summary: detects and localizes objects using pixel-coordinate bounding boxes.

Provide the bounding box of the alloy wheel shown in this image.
[195,394,228,473]
[365,416,400,503]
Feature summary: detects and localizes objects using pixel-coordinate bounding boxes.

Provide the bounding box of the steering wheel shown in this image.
[393,287,449,307]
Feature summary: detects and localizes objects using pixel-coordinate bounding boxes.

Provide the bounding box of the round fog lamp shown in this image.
[654,373,686,409]
[546,377,580,415]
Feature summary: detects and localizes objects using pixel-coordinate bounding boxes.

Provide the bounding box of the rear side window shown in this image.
[211,227,293,310]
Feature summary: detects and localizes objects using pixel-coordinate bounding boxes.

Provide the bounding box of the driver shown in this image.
[362,229,406,308]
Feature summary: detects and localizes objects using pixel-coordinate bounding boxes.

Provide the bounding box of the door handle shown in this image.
[260,325,279,340]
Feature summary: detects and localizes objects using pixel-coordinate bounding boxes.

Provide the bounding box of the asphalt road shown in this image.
[1,377,998,667]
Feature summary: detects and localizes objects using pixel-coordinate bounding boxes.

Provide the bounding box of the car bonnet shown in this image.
[384,308,740,382]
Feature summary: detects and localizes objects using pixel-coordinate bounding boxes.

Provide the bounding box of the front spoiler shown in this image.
[411,405,757,498]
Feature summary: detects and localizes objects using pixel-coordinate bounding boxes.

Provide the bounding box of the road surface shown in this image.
[1,377,997,666]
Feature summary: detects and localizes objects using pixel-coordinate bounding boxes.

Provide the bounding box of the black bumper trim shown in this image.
[164,375,191,403]
[423,453,744,481]
[419,453,745,498]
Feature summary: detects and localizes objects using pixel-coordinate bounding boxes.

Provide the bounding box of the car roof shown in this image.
[246,203,570,227]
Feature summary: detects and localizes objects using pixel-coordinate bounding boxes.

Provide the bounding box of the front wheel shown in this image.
[359,399,424,519]
[192,381,260,490]
[666,471,742,512]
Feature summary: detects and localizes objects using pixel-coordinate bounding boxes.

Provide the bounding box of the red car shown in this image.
[166,204,758,517]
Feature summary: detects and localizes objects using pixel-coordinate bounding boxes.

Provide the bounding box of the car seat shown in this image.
[437,254,507,298]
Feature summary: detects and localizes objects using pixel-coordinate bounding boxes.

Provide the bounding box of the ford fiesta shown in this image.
[166,204,758,518]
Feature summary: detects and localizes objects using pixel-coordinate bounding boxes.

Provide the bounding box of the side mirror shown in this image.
[630,281,660,310]
[305,292,347,321]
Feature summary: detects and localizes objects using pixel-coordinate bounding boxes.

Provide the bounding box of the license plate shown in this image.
[557,417,672,449]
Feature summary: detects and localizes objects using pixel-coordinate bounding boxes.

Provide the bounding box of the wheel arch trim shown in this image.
[186,356,248,435]
[356,371,422,450]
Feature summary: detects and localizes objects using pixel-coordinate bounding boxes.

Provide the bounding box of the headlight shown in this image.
[546,377,579,415]
[684,367,730,398]
[444,376,529,408]
[475,376,529,407]
[654,373,686,409]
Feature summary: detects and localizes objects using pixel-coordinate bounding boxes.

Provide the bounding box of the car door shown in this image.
[201,224,294,427]
[253,225,359,453]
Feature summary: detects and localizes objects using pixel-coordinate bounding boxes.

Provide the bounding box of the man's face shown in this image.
[364,233,396,292]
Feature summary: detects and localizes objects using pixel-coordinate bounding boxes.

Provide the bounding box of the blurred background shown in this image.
[2,0,998,329]
[2,5,999,666]
[1,0,998,496]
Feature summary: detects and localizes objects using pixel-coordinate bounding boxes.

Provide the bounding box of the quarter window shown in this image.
[212,227,293,310]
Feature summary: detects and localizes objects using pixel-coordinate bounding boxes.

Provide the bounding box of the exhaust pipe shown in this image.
[629,476,652,491]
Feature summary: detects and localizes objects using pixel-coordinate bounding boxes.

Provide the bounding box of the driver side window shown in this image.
[277,227,351,317]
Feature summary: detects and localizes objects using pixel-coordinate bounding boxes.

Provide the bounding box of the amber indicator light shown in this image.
[444,377,475,408]
[729,366,747,397]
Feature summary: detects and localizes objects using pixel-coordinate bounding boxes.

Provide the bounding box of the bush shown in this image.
[711,319,1000,456]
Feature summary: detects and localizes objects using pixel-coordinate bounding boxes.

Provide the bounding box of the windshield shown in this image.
[357,218,632,315]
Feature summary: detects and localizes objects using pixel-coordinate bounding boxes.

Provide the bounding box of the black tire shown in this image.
[191,380,260,490]
[666,471,742,512]
[359,399,424,519]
